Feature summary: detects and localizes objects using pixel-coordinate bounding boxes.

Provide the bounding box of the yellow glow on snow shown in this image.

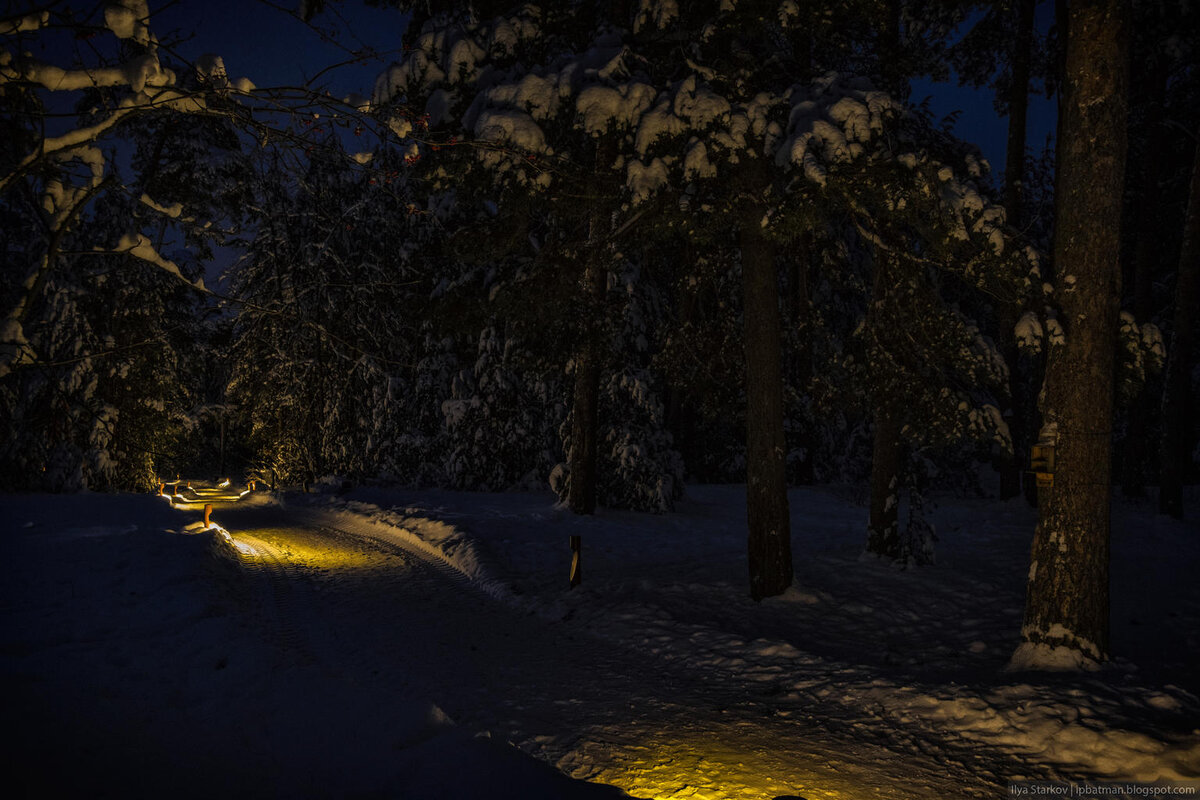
[228,530,379,572]
[595,733,854,800]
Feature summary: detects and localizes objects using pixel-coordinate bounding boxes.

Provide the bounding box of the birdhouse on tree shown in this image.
[1031,423,1058,488]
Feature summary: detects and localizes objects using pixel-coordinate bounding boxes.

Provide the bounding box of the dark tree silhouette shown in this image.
[1016,0,1129,668]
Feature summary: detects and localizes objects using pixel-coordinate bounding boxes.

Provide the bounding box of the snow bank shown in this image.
[317,485,1200,787]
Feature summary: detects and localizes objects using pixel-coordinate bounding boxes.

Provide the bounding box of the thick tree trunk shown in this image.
[567,218,607,515]
[1016,0,1128,668]
[740,160,792,601]
[1159,127,1200,519]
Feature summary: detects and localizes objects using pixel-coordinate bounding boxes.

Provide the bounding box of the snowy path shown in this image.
[209,500,1061,800]
[4,487,1198,799]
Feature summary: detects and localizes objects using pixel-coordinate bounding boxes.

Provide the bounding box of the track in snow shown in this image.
[211,502,1063,800]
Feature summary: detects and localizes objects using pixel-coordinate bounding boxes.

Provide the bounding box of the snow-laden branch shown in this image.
[7,52,175,93]
[103,233,208,293]
[104,0,151,46]
[0,68,210,197]
[42,145,106,224]
[0,318,36,379]
[0,10,49,35]
[138,192,195,222]
[1,170,115,378]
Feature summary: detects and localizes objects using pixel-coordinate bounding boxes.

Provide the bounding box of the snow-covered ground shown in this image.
[3,483,1198,799]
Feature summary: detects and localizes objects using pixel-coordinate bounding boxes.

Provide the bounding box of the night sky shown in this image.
[150,0,1057,176]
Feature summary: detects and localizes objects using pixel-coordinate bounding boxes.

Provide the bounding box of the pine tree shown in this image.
[1015,0,1129,669]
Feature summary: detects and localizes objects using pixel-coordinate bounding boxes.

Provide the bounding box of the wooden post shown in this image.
[158,483,165,496]
[204,504,213,527]
[569,535,582,588]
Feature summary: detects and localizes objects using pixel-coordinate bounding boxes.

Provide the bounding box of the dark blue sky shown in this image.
[153,0,407,99]
[149,0,1055,180]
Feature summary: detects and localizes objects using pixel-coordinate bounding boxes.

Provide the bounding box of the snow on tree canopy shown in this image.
[635,75,731,155]
[1014,311,1045,355]
[485,7,541,56]
[633,0,680,33]
[683,139,716,180]
[473,109,550,154]
[482,73,561,121]
[104,1,151,46]
[0,10,48,35]
[626,158,670,204]
[576,83,657,136]
[774,73,903,186]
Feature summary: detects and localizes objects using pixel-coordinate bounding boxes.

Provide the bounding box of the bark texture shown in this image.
[997,0,1038,502]
[1018,0,1129,666]
[787,232,815,485]
[866,404,903,559]
[865,248,905,559]
[1159,127,1200,519]
[567,215,607,516]
[740,160,793,601]
[1004,0,1036,230]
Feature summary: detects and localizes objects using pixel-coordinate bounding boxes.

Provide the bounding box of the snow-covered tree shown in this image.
[359,1,1043,592]
[442,323,561,490]
[228,140,421,484]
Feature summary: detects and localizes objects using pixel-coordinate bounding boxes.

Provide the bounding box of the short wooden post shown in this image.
[569,535,582,588]
[204,504,213,527]
[186,481,192,489]
[158,482,165,496]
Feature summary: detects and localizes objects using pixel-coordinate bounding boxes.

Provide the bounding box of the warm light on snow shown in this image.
[599,734,853,800]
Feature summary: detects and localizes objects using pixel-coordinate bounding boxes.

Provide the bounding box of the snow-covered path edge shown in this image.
[290,488,1200,789]
[295,495,523,606]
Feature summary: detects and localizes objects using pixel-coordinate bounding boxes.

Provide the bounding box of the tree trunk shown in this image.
[787,232,815,485]
[567,217,607,515]
[865,248,905,559]
[1159,126,1200,519]
[879,0,906,98]
[996,0,1036,502]
[866,403,903,559]
[1004,0,1035,229]
[740,159,792,601]
[1016,0,1128,668]
[1122,60,1168,498]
